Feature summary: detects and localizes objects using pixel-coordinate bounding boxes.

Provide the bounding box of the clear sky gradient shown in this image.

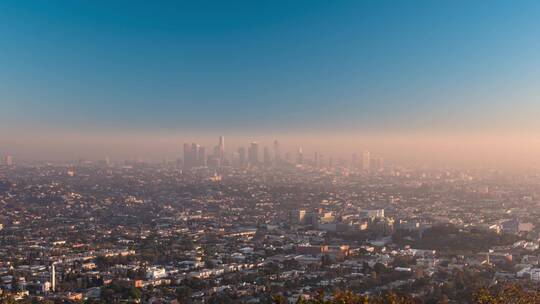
[1,1,540,164]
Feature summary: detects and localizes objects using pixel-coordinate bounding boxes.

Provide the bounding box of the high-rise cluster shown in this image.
[181,137,384,172]
[2,155,13,167]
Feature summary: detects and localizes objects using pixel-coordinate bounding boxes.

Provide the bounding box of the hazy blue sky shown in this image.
[3,1,540,165]
[2,0,540,135]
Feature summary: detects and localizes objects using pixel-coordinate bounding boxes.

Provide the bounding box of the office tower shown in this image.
[230,152,238,167]
[183,143,201,169]
[238,147,246,168]
[273,139,281,164]
[4,155,13,166]
[213,145,220,159]
[298,210,307,223]
[362,151,371,172]
[372,157,384,172]
[263,146,271,165]
[198,146,207,166]
[296,147,303,165]
[176,158,182,169]
[299,210,316,226]
[191,143,200,167]
[183,143,192,169]
[218,136,225,165]
[249,142,259,165]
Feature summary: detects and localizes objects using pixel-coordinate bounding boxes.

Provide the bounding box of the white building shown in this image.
[146,267,167,279]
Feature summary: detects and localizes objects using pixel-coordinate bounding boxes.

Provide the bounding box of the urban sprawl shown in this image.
[1,137,540,303]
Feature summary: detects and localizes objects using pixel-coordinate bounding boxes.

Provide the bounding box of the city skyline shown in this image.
[1,1,540,168]
[3,2,540,302]
[3,132,540,169]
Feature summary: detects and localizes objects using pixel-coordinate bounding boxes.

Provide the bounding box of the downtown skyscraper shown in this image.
[248,142,259,165]
[218,136,225,166]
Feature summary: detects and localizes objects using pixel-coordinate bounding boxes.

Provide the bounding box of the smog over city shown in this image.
[2,1,540,303]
